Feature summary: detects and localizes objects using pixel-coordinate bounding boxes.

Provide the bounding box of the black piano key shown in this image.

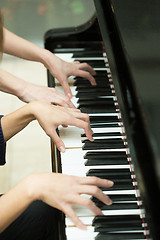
[100,202,139,210]
[73,50,103,57]
[92,194,137,204]
[93,215,142,225]
[91,124,120,128]
[90,123,119,128]
[85,158,128,165]
[76,86,111,92]
[84,150,127,160]
[74,79,110,87]
[82,139,125,150]
[95,232,146,240]
[76,92,112,98]
[101,182,134,190]
[75,60,106,68]
[78,98,114,106]
[82,138,124,144]
[82,132,122,138]
[75,71,108,78]
[86,169,132,179]
[76,87,111,93]
[95,225,143,233]
[89,116,120,123]
[80,106,116,114]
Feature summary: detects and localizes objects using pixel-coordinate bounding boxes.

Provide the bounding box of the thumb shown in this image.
[60,78,72,99]
[51,131,65,153]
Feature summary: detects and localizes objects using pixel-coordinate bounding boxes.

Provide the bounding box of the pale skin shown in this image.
[0,102,114,233]
[0,28,96,106]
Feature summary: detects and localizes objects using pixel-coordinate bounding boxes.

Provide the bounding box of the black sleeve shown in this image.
[0,115,6,165]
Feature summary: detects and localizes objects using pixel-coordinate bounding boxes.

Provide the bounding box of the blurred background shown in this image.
[0,0,95,193]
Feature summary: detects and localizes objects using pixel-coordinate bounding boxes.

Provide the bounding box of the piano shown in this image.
[44,0,160,239]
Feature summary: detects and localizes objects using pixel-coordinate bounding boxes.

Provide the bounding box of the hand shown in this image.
[43,52,96,98]
[30,101,93,152]
[29,173,114,230]
[19,82,75,108]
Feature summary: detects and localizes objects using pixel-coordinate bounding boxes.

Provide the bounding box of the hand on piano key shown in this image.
[44,52,96,98]
[32,172,113,230]
[30,101,94,152]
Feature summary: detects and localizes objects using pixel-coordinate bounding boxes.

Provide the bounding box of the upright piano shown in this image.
[44,0,160,239]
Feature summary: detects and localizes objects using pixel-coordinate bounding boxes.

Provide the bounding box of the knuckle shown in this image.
[92,186,99,195]
[83,198,92,207]
[90,176,99,184]
[59,99,65,105]
[65,97,71,104]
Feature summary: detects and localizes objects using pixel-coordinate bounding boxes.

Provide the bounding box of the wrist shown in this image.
[40,48,58,69]
[23,174,41,202]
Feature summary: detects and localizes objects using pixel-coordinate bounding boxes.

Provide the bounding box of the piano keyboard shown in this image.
[53,43,151,240]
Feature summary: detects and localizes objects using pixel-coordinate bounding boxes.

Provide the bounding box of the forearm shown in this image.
[1,103,35,141]
[0,68,27,98]
[3,28,52,65]
[0,175,36,233]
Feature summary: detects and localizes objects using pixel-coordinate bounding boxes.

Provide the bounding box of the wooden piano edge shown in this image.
[51,139,67,240]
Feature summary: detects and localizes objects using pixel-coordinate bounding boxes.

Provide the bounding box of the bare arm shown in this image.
[0,68,75,107]
[3,28,96,98]
[1,101,93,151]
[0,172,113,233]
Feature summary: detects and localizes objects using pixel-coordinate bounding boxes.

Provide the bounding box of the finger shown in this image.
[77,185,112,205]
[78,62,96,76]
[76,196,103,216]
[66,112,93,135]
[79,176,114,188]
[60,78,73,99]
[66,107,81,113]
[83,122,94,141]
[76,70,97,85]
[64,205,87,230]
[51,131,65,153]
[65,117,93,140]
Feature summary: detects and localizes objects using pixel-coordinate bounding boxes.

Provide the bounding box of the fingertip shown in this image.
[91,80,97,86]
[107,180,114,187]
[77,222,87,231]
[59,146,65,153]
[67,93,72,99]
[108,199,112,205]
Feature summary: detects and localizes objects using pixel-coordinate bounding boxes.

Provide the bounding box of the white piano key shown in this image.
[59,126,84,148]
[65,226,96,240]
[91,127,124,133]
[61,148,128,166]
[89,112,120,117]
[82,135,126,140]
[73,57,105,61]
[62,163,131,176]
[94,67,108,71]
[66,216,94,226]
[66,206,143,218]
[55,53,73,62]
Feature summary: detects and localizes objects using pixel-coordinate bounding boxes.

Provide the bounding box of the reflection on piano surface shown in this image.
[44,0,160,239]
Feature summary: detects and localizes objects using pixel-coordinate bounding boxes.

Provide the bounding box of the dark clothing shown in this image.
[0,200,58,240]
[0,117,58,239]
[0,115,6,165]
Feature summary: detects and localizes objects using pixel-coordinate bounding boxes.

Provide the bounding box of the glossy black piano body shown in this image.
[44,0,160,239]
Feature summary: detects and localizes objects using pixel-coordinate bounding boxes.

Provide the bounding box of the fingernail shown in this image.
[59,146,65,153]
[67,93,72,98]
[79,223,87,231]
[108,199,112,205]
[108,180,114,186]
[90,137,94,142]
